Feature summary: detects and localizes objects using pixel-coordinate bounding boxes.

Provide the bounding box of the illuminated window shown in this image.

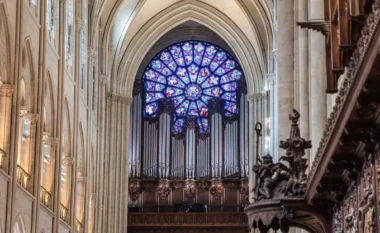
[143,41,243,137]
[65,0,73,67]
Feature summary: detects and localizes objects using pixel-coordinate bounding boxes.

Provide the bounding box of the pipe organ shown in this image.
[128,40,250,211]
[129,94,250,181]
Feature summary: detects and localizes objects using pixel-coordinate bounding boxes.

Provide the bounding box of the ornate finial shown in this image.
[289,109,300,125]
[252,110,311,201]
[255,122,262,163]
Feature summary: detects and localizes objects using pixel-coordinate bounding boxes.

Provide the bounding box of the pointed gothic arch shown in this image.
[114,0,265,97]
[0,2,12,84]
[13,213,26,233]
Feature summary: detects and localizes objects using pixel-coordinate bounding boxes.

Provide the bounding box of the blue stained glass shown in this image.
[143,41,244,135]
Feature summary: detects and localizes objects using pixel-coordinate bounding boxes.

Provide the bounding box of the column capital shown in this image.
[99,74,109,85]
[76,19,85,31]
[90,193,97,201]
[62,156,74,166]
[23,113,39,125]
[43,134,59,148]
[77,177,87,184]
[246,93,264,103]
[106,92,133,105]
[0,84,15,97]
[88,49,96,59]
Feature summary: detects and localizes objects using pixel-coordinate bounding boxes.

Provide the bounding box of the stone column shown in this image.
[268,75,276,158]
[103,93,132,233]
[309,0,327,160]
[275,0,295,158]
[0,84,14,171]
[247,94,256,202]
[297,0,310,160]
[95,74,107,233]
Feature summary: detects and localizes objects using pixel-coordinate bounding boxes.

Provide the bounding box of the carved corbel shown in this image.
[157,180,171,200]
[129,179,143,203]
[296,20,330,37]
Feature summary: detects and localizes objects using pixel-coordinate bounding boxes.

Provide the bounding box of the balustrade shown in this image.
[75,218,82,233]
[16,165,31,189]
[0,148,5,170]
[40,186,52,207]
[60,203,69,223]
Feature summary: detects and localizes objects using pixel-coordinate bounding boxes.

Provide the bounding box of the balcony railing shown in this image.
[16,165,31,190]
[40,186,52,207]
[60,203,69,223]
[0,148,5,170]
[128,212,248,227]
[75,218,83,233]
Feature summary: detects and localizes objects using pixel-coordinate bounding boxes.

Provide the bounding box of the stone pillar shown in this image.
[95,74,107,233]
[268,75,276,158]
[297,0,310,167]
[0,84,14,171]
[247,94,256,202]
[275,0,295,158]
[103,93,132,233]
[309,0,327,160]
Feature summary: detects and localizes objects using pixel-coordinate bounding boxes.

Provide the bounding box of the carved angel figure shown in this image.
[252,154,286,200]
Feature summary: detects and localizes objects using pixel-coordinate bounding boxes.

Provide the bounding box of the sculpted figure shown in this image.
[253,154,281,200]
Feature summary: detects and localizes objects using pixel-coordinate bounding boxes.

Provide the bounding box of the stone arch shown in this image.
[43,70,55,135]
[19,38,36,112]
[113,0,265,97]
[77,122,86,177]
[99,0,146,76]
[60,97,73,214]
[0,2,12,84]
[13,213,26,233]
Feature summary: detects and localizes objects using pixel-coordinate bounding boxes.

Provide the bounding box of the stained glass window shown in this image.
[65,0,73,67]
[46,0,55,38]
[80,31,86,89]
[143,41,244,136]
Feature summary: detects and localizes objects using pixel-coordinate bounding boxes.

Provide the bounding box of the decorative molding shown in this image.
[129,179,143,203]
[308,1,380,193]
[106,92,133,105]
[296,20,330,37]
[99,74,109,85]
[157,179,171,200]
[0,84,14,97]
[23,113,39,125]
[128,212,248,227]
[184,179,196,198]
[209,179,223,200]
[43,136,59,149]
[246,92,265,102]
[62,156,74,166]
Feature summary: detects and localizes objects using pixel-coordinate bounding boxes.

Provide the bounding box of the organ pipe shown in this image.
[130,95,250,180]
[129,96,142,177]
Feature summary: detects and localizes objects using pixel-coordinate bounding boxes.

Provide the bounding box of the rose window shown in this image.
[143,41,244,137]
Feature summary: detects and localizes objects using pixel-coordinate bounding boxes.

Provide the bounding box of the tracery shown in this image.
[143,41,244,138]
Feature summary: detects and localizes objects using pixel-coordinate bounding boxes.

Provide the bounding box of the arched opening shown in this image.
[40,73,56,208]
[128,37,250,212]
[60,98,72,224]
[16,41,37,193]
[13,214,26,233]
[75,123,86,233]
